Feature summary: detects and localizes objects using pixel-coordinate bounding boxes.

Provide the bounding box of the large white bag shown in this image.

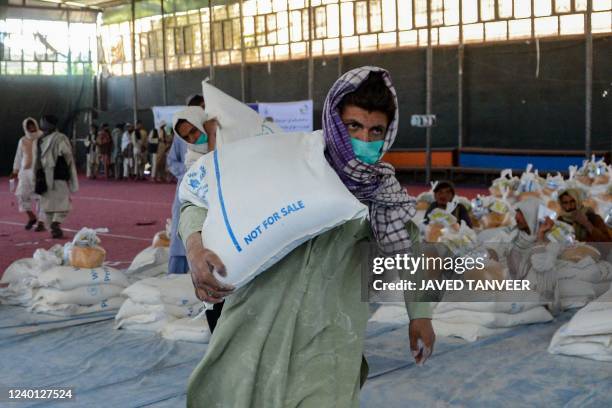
[121,275,199,307]
[125,246,169,282]
[548,288,612,361]
[35,284,125,305]
[30,296,124,316]
[35,266,129,290]
[179,131,368,289]
[1,258,38,285]
[116,298,204,320]
[201,81,282,146]
[161,317,211,343]
[433,307,553,329]
[432,320,511,342]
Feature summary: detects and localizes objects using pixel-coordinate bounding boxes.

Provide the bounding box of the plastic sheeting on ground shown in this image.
[1,305,611,407]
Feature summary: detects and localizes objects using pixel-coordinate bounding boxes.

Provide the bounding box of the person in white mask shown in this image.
[172,106,217,170]
[10,117,45,231]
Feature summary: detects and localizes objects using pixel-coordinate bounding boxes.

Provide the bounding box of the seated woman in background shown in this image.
[558,189,611,243]
[423,180,472,228]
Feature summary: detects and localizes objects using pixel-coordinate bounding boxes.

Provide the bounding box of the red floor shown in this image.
[0,175,176,275]
[0,176,487,276]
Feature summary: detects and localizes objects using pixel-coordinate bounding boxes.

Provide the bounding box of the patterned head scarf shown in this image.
[558,188,593,241]
[323,66,416,253]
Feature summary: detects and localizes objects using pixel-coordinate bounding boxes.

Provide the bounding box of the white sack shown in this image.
[432,320,510,342]
[433,306,553,329]
[35,284,124,305]
[29,296,124,317]
[161,316,211,343]
[35,266,129,290]
[201,81,282,146]
[122,274,199,307]
[179,131,368,289]
[1,258,38,284]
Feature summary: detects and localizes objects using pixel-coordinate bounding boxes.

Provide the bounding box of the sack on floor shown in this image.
[1,258,39,285]
[122,274,199,307]
[179,131,368,289]
[30,296,124,316]
[434,306,553,329]
[125,246,169,281]
[432,319,510,342]
[34,284,125,305]
[161,316,211,343]
[35,265,129,291]
[116,298,204,320]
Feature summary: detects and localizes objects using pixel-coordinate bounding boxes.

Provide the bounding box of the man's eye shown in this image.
[347,123,360,130]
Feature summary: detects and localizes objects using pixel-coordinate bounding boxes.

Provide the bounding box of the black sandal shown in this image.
[50,222,64,239]
[35,222,46,232]
[25,219,37,230]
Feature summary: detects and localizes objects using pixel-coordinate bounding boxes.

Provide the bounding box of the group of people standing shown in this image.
[84,120,173,182]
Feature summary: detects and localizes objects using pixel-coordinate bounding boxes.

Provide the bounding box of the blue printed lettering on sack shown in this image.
[101,299,108,308]
[91,270,99,281]
[104,268,111,283]
[243,200,305,246]
[187,165,209,206]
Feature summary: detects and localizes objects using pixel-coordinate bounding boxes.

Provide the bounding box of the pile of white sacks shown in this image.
[369,299,553,342]
[115,274,210,343]
[548,287,612,361]
[0,245,128,317]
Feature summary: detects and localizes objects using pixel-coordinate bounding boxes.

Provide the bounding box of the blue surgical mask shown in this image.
[350,138,384,164]
[194,132,208,145]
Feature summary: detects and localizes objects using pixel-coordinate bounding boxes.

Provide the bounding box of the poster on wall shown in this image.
[257,100,313,132]
[151,106,184,130]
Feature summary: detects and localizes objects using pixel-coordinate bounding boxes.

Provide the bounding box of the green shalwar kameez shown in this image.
[179,204,431,408]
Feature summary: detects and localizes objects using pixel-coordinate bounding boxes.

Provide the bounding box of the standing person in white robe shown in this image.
[121,123,135,179]
[36,115,79,239]
[10,117,45,231]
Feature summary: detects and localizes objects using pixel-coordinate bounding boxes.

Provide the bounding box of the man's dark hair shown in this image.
[433,181,455,196]
[115,123,124,129]
[338,72,395,123]
[187,94,205,107]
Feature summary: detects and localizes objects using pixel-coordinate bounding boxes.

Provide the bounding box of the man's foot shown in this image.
[25,219,37,230]
[34,222,46,232]
[50,222,63,239]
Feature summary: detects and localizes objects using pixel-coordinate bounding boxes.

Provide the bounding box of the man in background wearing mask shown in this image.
[36,115,78,239]
[166,94,206,276]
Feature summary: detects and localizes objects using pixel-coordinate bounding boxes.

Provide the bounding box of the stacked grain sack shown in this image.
[433,224,553,342]
[432,300,553,342]
[29,265,128,316]
[548,287,612,361]
[0,245,63,305]
[1,228,129,316]
[123,220,172,283]
[555,246,612,310]
[115,274,209,342]
[368,299,553,343]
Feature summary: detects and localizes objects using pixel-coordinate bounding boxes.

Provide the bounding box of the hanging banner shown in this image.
[151,105,184,130]
[257,100,313,133]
